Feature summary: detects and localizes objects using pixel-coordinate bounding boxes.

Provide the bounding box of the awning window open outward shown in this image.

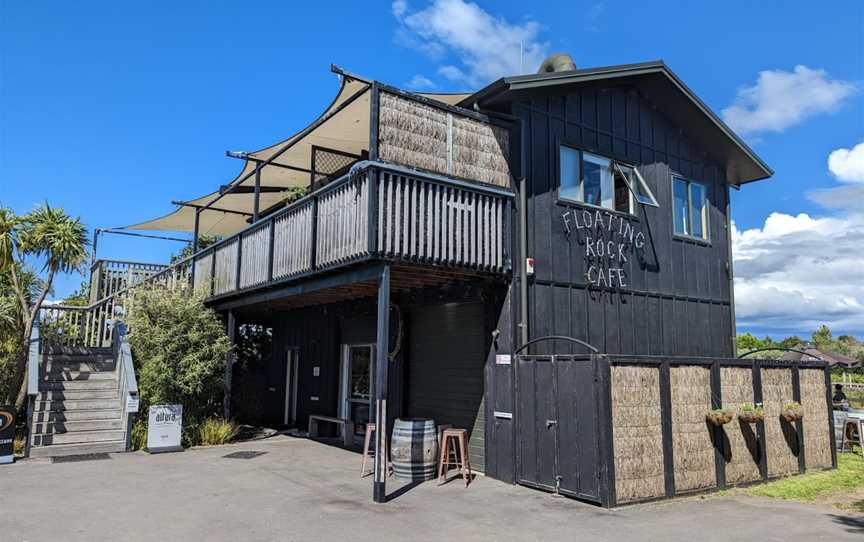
[613,162,659,208]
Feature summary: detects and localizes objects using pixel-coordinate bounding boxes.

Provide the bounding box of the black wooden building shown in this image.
[106,57,777,504]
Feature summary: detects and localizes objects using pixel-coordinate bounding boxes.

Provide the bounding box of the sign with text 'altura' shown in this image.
[147,404,183,454]
[562,208,646,289]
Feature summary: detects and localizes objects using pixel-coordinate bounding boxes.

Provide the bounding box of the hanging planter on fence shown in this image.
[781,401,804,422]
[706,409,734,426]
[738,403,765,424]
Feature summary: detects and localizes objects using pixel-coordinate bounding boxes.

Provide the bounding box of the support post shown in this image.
[253,165,262,222]
[373,265,390,503]
[191,209,201,281]
[224,309,236,420]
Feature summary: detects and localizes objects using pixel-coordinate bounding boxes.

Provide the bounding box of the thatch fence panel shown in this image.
[719,367,762,485]
[378,92,511,189]
[762,368,799,478]
[800,368,833,470]
[670,366,716,491]
[610,365,665,503]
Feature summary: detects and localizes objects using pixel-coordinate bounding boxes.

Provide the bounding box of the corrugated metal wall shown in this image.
[407,302,487,473]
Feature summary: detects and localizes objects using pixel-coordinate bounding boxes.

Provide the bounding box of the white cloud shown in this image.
[828,141,864,183]
[405,74,436,89]
[732,211,864,335]
[392,0,549,88]
[722,65,856,136]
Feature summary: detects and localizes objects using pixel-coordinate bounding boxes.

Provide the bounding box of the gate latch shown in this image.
[546,419,558,428]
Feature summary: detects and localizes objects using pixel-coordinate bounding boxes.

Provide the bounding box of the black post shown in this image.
[752,360,768,480]
[791,364,806,474]
[711,360,726,488]
[253,166,262,222]
[659,360,675,497]
[91,229,100,266]
[224,309,236,419]
[191,209,201,281]
[373,265,390,503]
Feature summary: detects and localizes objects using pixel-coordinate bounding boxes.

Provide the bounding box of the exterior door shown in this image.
[340,344,374,436]
[516,355,601,502]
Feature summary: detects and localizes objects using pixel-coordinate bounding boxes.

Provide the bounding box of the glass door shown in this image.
[340,344,373,436]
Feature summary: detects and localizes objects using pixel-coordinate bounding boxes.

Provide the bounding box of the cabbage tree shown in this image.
[0,204,88,412]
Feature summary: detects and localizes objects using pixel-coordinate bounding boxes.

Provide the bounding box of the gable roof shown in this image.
[781,347,860,368]
[459,60,773,186]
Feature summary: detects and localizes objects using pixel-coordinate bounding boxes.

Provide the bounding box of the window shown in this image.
[559,146,658,214]
[672,177,708,239]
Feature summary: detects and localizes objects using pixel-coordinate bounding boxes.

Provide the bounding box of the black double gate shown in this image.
[515,352,603,503]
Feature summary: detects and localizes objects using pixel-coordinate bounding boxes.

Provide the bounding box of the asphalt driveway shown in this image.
[1,436,861,541]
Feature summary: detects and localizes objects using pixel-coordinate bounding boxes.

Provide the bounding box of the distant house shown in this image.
[782,347,860,369]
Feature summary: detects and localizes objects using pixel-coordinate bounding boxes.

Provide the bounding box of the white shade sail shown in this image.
[128,73,471,237]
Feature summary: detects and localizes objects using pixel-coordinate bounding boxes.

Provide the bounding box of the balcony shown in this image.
[180,162,512,302]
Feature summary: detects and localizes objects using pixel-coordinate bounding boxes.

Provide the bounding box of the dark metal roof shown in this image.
[781,347,860,368]
[460,61,773,186]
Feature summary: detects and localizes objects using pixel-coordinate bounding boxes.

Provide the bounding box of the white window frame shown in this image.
[558,145,658,215]
[672,176,709,240]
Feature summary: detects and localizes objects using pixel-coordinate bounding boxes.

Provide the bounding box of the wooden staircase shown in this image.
[29,348,129,458]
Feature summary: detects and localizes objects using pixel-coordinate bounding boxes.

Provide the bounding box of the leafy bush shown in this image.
[13,436,24,456]
[127,284,231,446]
[130,419,148,451]
[198,418,237,446]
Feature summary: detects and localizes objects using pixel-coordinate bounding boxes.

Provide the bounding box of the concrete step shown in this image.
[32,428,125,446]
[42,371,117,382]
[35,398,119,411]
[29,440,127,458]
[32,408,121,423]
[40,379,119,391]
[38,389,119,401]
[33,418,123,434]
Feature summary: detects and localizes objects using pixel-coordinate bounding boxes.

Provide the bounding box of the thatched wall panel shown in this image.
[611,366,665,503]
[379,92,449,173]
[378,92,511,188]
[762,368,799,478]
[720,367,761,485]
[800,369,832,470]
[451,116,511,188]
[670,366,716,492]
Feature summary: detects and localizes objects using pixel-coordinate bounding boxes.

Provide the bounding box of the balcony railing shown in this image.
[41,162,513,348]
[189,162,512,300]
[89,259,169,303]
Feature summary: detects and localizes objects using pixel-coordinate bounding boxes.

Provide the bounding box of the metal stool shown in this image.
[360,423,390,478]
[437,428,472,486]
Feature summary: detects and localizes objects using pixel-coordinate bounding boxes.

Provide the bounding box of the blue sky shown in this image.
[1,1,862,338]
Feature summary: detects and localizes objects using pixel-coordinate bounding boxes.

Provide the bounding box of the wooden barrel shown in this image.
[390,418,438,480]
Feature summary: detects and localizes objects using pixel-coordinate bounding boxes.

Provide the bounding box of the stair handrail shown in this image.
[112,322,139,451]
[24,312,41,458]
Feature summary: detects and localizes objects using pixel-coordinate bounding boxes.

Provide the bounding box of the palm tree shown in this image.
[0,204,88,412]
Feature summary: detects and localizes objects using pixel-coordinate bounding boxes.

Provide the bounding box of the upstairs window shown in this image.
[672,177,708,239]
[560,146,658,214]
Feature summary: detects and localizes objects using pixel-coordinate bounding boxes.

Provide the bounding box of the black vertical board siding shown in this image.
[553,285,572,354]
[604,292,619,354]
[571,287,589,348]
[489,286,516,482]
[518,358,538,484]
[618,293,634,355]
[632,294,648,355]
[661,297,675,354]
[587,291,606,354]
[647,296,663,355]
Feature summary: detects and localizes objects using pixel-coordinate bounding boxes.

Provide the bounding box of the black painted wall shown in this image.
[512,82,735,358]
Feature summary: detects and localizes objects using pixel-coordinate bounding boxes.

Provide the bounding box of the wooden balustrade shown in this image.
[49,164,511,348]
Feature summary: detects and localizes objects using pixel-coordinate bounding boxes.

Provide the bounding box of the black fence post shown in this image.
[659,360,675,497]
[791,363,805,474]
[711,360,726,488]
[752,360,768,480]
[825,365,838,468]
[595,354,616,508]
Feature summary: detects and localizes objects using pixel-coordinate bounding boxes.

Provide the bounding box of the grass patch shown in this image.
[744,454,864,501]
[198,418,237,446]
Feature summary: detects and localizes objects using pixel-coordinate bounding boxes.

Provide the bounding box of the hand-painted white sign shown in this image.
[561,208,646,289]
[147,404,183,453]
[126,395,140,413]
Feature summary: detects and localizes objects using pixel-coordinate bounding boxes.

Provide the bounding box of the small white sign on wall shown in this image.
[313,366,320,377]
[495,354,512,365]
[147,404,183,454]
[125,395,139,413]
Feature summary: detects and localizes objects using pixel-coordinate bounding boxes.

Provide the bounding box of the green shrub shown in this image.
[130,419,147,451]
[13,436,24,456]
[127,284,231,446]
[198,418,237,446]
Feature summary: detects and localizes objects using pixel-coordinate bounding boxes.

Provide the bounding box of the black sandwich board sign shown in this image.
[0,405,15,464]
